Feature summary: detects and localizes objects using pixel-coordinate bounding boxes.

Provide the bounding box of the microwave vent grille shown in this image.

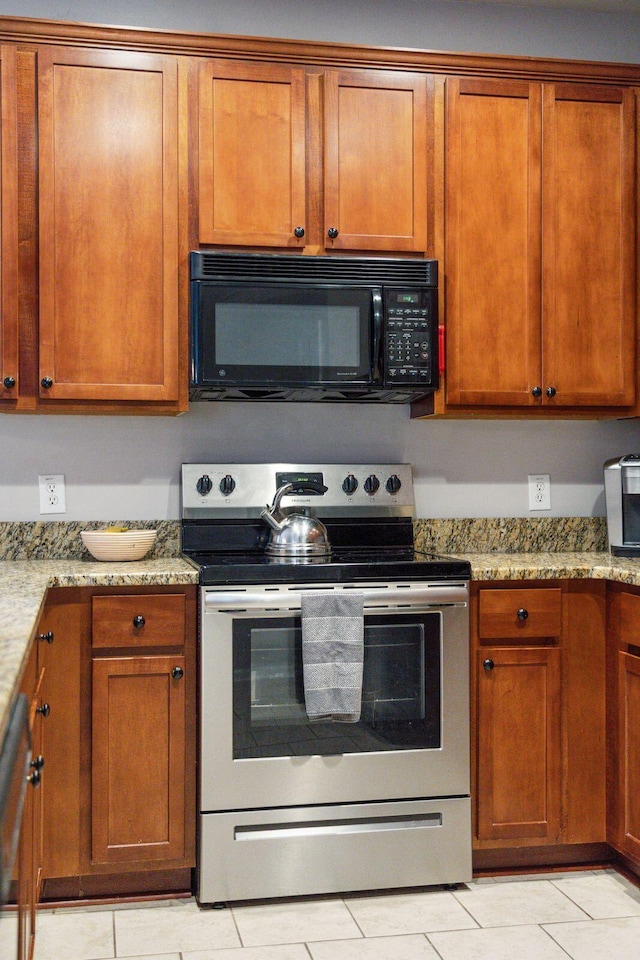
[191,252,437,287]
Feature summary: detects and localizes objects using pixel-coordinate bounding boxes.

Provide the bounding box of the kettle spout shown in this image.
[260,504,285,533]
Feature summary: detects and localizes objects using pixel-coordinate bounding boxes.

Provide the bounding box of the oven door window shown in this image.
[232,613,441,759]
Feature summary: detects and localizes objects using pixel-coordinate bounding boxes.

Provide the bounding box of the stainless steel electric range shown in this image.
[181,463,472,904]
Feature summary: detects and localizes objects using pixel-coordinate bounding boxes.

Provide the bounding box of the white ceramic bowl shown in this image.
[80,529,157,562]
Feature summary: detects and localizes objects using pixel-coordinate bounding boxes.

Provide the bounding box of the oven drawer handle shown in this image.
[204,584,468,610]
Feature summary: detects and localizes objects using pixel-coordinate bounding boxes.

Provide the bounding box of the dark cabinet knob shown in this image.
[27,769,41,787]
[546,386,557,398]
[39,631,54,644]
[31,755,45,771]
[3,376,15,389]
[483,658,494,672]
[36,703,50,718]
[327,227,339,239]
[41,377,53,389]
[531,386,542,398]
[294,226,305,238]
[133,615,145,629]
[172,666,184,680]
[517,607,529,621]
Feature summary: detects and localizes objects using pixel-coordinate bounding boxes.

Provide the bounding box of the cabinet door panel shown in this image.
[618,652,640,860]
[91,655,186,863]
[477,646,561,841]
[198,59,307,247]
[542,84,635,407]
[0,45,18,401]
[445,78,542,406]
[324,69,428,253]
[38,47,179,401]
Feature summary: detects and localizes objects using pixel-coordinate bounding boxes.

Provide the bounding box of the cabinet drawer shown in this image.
[92,594,186,649]
[478,588,562,641]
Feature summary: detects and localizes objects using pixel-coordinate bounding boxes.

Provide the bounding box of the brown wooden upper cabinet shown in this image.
[37,47,182,404]
[0,45,18,404]
[444,78,636,411]
[198,60,429,253]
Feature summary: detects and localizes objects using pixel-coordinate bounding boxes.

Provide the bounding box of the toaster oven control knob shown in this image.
[196,474,213,496]
[364,474,380,496]
[219,474,236,496]
[385,474,402,495]
[342,474,358,495]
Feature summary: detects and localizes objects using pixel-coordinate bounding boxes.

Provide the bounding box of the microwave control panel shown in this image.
[383,288,435,386]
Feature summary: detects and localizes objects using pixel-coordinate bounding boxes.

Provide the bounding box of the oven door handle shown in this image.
[204,583,469,611]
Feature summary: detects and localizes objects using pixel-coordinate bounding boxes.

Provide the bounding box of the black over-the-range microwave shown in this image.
[189,251,439,402]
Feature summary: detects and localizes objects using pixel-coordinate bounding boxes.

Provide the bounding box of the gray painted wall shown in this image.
[0,0,638,522]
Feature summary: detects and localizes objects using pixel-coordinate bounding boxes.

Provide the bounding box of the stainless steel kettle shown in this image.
[260,481,331,560]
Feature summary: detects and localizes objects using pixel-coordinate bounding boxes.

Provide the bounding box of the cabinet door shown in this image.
[37,47,179,402]
[91,655,186,864]
[0,44,18,401]
[198,59,307,247]
[324,69,428,253]
[617,651,640,861]
[445,77,542,406]
[476,646,561,842]
[542,83,635,407]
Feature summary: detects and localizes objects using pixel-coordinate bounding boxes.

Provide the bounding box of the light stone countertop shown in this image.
[0,558,199,744]
[2,551,640,745]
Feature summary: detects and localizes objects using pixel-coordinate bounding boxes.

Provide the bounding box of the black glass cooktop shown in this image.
[184,547,470,585]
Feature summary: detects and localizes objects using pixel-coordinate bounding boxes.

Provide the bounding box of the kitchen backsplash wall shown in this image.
[0,407,638,522]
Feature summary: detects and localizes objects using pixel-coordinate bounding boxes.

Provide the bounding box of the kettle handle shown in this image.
[261,480,328,531]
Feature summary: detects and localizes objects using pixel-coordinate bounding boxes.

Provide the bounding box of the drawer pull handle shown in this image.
[517,608,529,621]
[483,658,494,672]
[133,615,145,628]
[172,666,184,680]
[39,631,54,644]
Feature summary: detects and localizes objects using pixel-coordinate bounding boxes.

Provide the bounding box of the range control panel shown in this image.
[384,288,435,386]
[182,463,415,519]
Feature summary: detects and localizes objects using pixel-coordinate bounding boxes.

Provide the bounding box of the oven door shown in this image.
[200,582,469,811]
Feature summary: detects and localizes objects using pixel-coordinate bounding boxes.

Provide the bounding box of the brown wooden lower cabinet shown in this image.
[34,584,196,901]
[472,581,608,869]
[476,645,562,843]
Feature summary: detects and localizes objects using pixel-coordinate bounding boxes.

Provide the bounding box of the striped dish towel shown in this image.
[301,591,364,722]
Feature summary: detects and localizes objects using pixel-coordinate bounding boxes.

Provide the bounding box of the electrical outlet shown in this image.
[38,474,66,514]
[528,474,551,511]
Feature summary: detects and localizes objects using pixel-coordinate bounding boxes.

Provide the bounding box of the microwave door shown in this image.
[194,284,376,389]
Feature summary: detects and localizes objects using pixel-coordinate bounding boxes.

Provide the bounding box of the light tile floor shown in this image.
[31,868,640,960]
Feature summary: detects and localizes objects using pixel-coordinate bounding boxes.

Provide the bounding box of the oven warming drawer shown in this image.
[198,796,471,903]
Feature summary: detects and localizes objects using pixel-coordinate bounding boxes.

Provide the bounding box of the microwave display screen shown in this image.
[194,284,374,386]
[215,303,361,367]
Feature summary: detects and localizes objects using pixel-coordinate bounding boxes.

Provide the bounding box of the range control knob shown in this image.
[364,474,380,496]
[342,473,359,495]
[386,474,402,495]
[196,475,213,496]
[219,474,236,496]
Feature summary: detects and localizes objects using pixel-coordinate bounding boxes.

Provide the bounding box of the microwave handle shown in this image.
[371,289,384,383]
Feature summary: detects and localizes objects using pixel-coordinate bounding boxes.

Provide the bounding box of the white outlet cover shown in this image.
[38,474,67,514]
[528,474,551,511]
